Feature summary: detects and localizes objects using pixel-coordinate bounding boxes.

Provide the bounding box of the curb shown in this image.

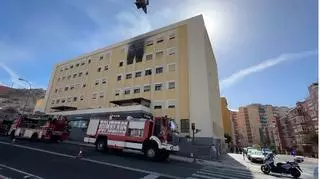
[63,140,246,170]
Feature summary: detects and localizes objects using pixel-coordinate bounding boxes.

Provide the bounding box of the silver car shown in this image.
[248,150,264,162]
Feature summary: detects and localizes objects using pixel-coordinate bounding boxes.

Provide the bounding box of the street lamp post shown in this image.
[19,78,32,115]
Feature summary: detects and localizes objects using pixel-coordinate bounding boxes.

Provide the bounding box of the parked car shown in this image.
[261,148,272,156]
[248,150,265,162]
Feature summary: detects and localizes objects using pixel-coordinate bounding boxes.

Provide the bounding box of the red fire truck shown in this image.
[84,115,179,161]
[8,115,70,142]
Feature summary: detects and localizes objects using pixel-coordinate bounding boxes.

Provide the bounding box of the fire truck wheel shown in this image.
[95,138,107,152]
[30,133,38,142]
[145,147,158,160]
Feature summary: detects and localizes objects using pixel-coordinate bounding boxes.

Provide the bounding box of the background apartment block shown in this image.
[44,15,224,142]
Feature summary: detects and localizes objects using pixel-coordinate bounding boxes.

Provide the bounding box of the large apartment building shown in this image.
[43,15,224,140]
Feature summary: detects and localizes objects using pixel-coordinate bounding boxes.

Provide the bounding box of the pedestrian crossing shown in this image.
[186,165,254,179]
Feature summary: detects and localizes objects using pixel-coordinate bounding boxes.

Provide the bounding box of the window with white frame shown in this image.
[168,63,176,72]
[104,65,108,71]
[168,81,175,89]
[78,72,83,77]
[95,80,100,86]
[67,97,72,103]
[156,51,164,58]
[115,89,120,96]
[156,66,163,74]
[99,92,104,98]
[135,71,142,78]
[92,93,97,99]
[75,83,81,89]
[117,75,122,81]
[154,105,162,109]
[153,101,164,110]
[126,73,132,79]
[80,95,84,101]
[73,97,77,102]
[146,54,153,61]
[70,85,75,90]
[73,74,77,78]
[144,85,151,92]
[167,47,176,56]
[51,100,55,105]
[167,100,176,109]
[155,83,162,91]
[124,88,131,95]
[102,78,107,84]
[134,87,141,94]
[56,99,60,104]
[146,40,153,46]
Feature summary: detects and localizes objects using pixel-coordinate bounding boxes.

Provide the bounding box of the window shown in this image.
[156,51,164,57]
[126,73,132,79]
[119,61,124,67]
[82,84,86,88]
[95,80,99,85]
[78,72,83,77]
[56,99,60,104]
[136,56,143,63]
[135,71,142,78]
[168,48,176,55]
[124,89,131,95]
[81,62,85,66]
[73,97,77,102]
[61,99,66,103]
[88,59,91,64]
[144,85,151,92]
[97,67,102,72]
[85,71,89,75]
[134,87,140,94]
[168,81,175,89]
[154,105,162,109]
[51,100,55,105]
[156,38,164,43]
[117,75,122,81]
[169,34,175,40]
[146,54,153,61]
[100,56,104,60]
[67,75,71,80]
[62,76,66,80]
[70,85,75,90]
[168,64,176,72]
[155,84,162,91]
[57,78,60,81]
[180,119,190,133]
[104,65,108,71]
[146,40,153,46]
[102,79,107,84]
[80,96,84,101]
[99,92,104,98]
[168,104,175,108]
[70,65,74,69]
[92,93,97,99]
[65,67,68,71]
[115,90,120,96]
[60,69,63,72]
[156,67,163,74]
[73,74,77,78]
[64,86,69,91]
[54,89,58,93]
[67,97,72,102]
[145,69,152,76]
[76,63,79,67]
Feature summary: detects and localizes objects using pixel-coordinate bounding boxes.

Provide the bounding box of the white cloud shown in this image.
[219,50,318,90]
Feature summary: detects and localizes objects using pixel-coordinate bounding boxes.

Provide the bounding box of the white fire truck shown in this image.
[8,115,70,142]
[84,115,179,161]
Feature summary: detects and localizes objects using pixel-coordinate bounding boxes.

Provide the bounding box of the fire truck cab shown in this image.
[8,115,70,142]
[84,115,179,161]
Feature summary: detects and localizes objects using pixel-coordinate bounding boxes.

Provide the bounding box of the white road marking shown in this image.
[0,141,182,179]
[196,171,239,179]
[0,163,43,179]
[192,173,222,179]
[140,174,159,179]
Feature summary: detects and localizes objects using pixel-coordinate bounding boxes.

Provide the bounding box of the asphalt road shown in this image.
[0,137,206,179]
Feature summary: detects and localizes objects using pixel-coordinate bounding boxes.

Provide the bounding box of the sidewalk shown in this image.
[63,140,245,170]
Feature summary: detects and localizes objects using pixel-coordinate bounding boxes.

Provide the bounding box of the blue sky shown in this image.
[0,0,318,109]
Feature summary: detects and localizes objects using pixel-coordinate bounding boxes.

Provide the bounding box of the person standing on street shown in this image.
[243,149,245,160]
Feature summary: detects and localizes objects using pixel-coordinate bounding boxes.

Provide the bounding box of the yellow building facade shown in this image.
[44,15,223,139]
[220,97,232,136]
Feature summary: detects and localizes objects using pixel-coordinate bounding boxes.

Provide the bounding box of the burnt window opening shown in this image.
[127,48,135,65]
[145,69,152,76]
[127,42,144,65]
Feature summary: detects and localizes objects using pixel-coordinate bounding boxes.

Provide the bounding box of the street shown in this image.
[0,137,317,179]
